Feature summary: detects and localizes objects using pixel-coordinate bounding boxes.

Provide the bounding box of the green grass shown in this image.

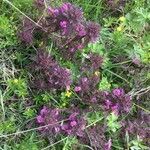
[0,0,150,149]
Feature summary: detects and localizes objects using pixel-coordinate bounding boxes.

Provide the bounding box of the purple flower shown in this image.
[103,89,132,114]
[90,97,97,103]
[74,86,81,92]
[123,95,131,113]
[61,124,68,131]
[80,53,103,73]
[104,139,112,150]
[74,74,102,105]
[105,99,112,110]
[33,50,72,91]
[86,125,107,149]
[35,3,101,59]
[112,88,124,97]
[70,120,77,127]
[36,107,62,134]
[75,23,86,36]
[132,57,141,65]
[61,110,86,137]
[60,21,68,28]
[111,104,119,115]
[86,22,100,42]
[40,106,48,116]
[69,112,79,120]
[19,18,35,44]
[89,53,103,70]
[122,111,150,146]
[60,3,72,13]
[37,115,44,123]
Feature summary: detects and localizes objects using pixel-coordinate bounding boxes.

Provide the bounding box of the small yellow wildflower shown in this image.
[65,90,72,98]
[39,41,44,47]
[13,79,19,84]
[117,26,123,32]
[94,71,100,76]
[119,16,126,22]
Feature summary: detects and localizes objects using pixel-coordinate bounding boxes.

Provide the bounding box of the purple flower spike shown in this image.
[61,3,72,13]
[60,21,67,28]
[75,24,86,36]
[91,97,97,103]
[86,22,100,42]
[69,112,79,120]
[112,88,124,97]
[104,139,112,150]
[61,124,68,130]
[111,104,119,115]
[37,115,44,123]
[40,106,48,116]
[19,18,35,44]
[82,77,88,83]
[77,44,84,49]
[105,99,112,110]
[74,86,81,92]
[34,50,72,91]
[54,9,59,15]
[70,120,77,127]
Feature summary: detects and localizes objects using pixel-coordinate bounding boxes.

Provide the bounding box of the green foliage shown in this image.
[129,136,149,150]
[106,113,121,133]
[33,92,60,106]
[62,136,78,150]
[15,134,39,150]
[126,7,150,32]
[88,42,111,69]
[86,111,103,126]
[99,76,111,91]
[0,15,17,48]
[131,44,150,64]
[12,0,34,9]
[23,108,36,119]
[0,117,16,134]
[7,78,28,98]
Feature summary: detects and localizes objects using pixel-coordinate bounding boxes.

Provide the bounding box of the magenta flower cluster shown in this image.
[20,2,100,59]
[36,106,86,137]
[37,106,112,149]
[36,106,61,134]
[103,88,132,115]
[74,84,132,115]
[44,3,100,58]
[87,125,112,150]
[18,1,135,149]
[122,111,150,146]
[80,53,103,73]
[19,18,35,44]
[33,50,72,91]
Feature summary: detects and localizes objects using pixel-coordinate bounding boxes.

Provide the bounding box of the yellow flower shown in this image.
[119,16,126,22]
[13,79,18,84]
[39,41,44,47]
[65,91,72,98]
[117,26,123,32]
[94,71,100,76]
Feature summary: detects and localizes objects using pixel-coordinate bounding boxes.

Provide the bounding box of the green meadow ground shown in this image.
[0,0,150,149]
